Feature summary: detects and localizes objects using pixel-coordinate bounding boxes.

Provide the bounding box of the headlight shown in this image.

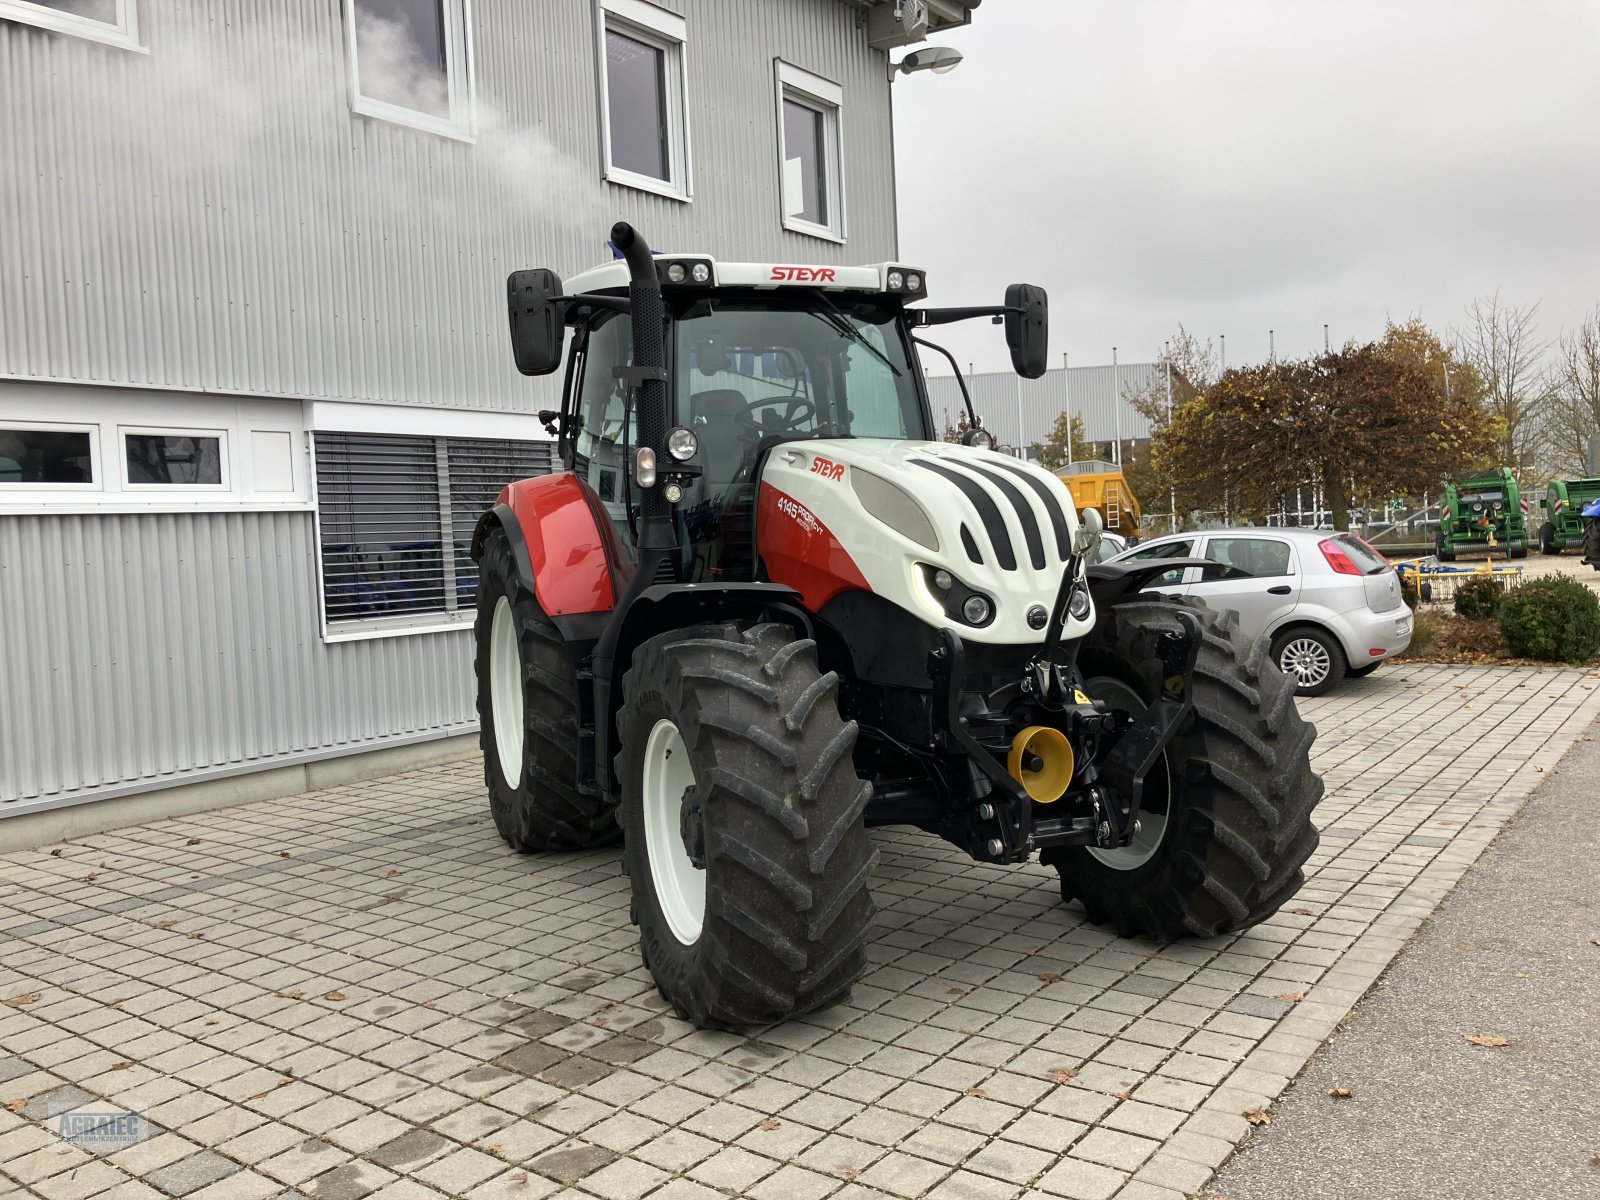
[666,427,698,461]
[1068,587,1092,621]
[691,262,711,283]
[906,273,922,292]
[887,269,905,290]
[666,263,686,283]
[851,468,939,551]
[962,426,997,451]
[933,569,954,592]
[962,595,993,625]
[634,447,656,488]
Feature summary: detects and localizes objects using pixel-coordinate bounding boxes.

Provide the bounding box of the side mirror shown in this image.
[507,268,567,376]
[1004,283,1048,380]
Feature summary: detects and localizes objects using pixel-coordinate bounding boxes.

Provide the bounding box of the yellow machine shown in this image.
[1055,460,1142,537]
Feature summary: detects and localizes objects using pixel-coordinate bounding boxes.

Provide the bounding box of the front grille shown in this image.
[913,452,1073,574]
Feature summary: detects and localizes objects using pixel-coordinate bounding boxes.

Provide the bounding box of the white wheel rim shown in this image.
[1085,676,1171,871]
[643,718,706,945]
[489,596,524,787]
[1280,637,1331,688]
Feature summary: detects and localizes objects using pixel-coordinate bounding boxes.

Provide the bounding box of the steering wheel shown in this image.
[746,394,816,433]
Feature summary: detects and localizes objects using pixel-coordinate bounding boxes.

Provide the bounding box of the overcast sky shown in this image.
[894,0,1600,376]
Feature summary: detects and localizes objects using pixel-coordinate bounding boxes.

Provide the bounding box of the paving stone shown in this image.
[527,1143,618,1185]
[143,1150,240,1197]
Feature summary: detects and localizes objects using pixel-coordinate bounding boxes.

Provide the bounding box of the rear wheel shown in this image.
[619,622,876,1028]
[1540,522,1560,555]
[1435,530,1456,562]
[1270,625,1347,697]
[1045,600,1322,940]
[474,529,618,851]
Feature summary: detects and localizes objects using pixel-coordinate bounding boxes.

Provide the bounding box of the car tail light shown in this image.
[1318,538,1362,576]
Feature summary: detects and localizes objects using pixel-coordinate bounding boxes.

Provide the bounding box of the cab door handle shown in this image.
[1267,585,1292,595]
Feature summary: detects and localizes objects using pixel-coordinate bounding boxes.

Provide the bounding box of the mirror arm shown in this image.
[560,293,633,319]
[911,305,1019,327]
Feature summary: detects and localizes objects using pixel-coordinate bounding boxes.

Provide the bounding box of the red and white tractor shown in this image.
[472,222,1321,1028]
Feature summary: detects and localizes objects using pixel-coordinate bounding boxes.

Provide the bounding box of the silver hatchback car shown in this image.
[1107,527,1412,695]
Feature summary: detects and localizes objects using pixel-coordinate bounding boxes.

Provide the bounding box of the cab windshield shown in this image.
[673,293,928,446]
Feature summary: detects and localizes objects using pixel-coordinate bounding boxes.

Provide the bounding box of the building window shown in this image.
[313,431,554,636]
[597,0,690,200]
[0,0,141,51]
[123,430,226,488]
[775,62,844,241]
[346,0,475,140]
[0,425,96,485]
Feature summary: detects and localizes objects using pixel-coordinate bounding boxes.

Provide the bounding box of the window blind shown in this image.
[314,431,554,627]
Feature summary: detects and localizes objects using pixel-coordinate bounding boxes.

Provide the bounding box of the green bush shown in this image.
[1496,576,1600,663]
[1453,575,1504,621]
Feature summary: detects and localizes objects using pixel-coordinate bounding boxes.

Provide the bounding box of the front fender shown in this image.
[471,472,619,616]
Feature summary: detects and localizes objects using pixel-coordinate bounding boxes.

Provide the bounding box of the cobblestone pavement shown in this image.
[3,663,1599,1200]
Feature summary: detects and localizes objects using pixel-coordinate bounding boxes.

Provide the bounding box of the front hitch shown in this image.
[1095,609,1202,847]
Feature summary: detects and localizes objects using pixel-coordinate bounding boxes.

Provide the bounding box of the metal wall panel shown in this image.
[0,0,900,412]
[926,363,1165,453]
[0,510,476,807]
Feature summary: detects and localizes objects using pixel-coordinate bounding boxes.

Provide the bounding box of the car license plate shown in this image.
[1396,616,1412,635]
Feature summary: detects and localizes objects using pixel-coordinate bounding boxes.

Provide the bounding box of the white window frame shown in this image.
[0,0,142,52]
[344,0,477,142]
[775,61,846,243]
[119,425,230,493]
[0,418,101,493]
[596,0,692,202]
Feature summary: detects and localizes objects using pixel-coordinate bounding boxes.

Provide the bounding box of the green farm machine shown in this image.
[1536,478,1600,554]
[1436,468,1529,561]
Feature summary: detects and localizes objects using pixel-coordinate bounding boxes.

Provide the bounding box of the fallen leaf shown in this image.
[3,992,41,1009]
[110,1061,134,1071]
[186,839,201,846]
[5,1099,25,1113]
[1464,1033,1510,1048]
[84,872,99,882]
[278,1077,293,1088]
[1046,1067,1079,1084]
[1513,972,1529,980]
[386,869,400,879]
[510,1172,529,1184]
[278,989,304,1000]
[486,1144,504,1157]
[1112,1090,1133,1101]
[840,1167,859,1181]
[324,991,347,1002]
[1534,766,1544,773]
[1243,1108,1272,1126]
[1328,1087,1352,1099]
[946,987,967,997]
[1458,940,1478,952]
[49,848,63,857]
[204,1019,219,1026]
[963,1087,988,1098]
[320,866,337,872]
[154,920,176,930]
[1275,992,1305,1004]
[423,1002,438,1011]
[1038,973,1063,984]
[1591,1152,1599,1168]
[1590,938,1600,948]
[246,1090,270,1101]
[278,851,292,858]
[590,1018,608,1029]
[1291,907,1316,916]
[758,1118,781,1131]
[185,932,205,940]
[596,1003,618,1014]
[105,1002,122,1011]
[98,861,108,869]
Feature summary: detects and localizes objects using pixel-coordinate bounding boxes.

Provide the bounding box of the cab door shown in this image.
[1189,535,1299,640]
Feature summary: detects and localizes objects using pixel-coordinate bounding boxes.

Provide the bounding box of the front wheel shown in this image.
[618,622,876,1028]
[1540,522,1560,555]
[1045,600,1322,939]
[474,529,618,851]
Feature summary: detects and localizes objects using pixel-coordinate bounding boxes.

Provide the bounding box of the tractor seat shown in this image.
[691,389,759,492]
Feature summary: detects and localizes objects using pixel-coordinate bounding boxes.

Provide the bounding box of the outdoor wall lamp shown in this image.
[890,45,964,80]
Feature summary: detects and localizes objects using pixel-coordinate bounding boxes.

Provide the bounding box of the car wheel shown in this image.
[1270,626,1347,697]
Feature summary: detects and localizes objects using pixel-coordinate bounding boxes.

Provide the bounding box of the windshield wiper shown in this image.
[808,290,901,377]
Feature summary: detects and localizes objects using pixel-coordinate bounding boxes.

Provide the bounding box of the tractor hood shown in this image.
[755,438,1092,645]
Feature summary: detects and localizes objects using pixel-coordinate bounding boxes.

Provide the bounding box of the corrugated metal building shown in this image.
[0,0,975,818]
[925,363,1170,457]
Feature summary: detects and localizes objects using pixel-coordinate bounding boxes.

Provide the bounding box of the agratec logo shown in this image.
[770,266,837,282]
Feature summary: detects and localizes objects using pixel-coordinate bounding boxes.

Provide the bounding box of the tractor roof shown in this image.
[563,256,928,300]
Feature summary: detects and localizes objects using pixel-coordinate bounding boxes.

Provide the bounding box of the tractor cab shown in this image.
[473,223,1320,1030]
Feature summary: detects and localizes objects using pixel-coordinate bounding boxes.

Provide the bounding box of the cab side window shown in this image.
[573,313,633,506]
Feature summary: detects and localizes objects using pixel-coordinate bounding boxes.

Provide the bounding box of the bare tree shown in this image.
[1547,305,1600,476]
[1453,294,1550,480]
